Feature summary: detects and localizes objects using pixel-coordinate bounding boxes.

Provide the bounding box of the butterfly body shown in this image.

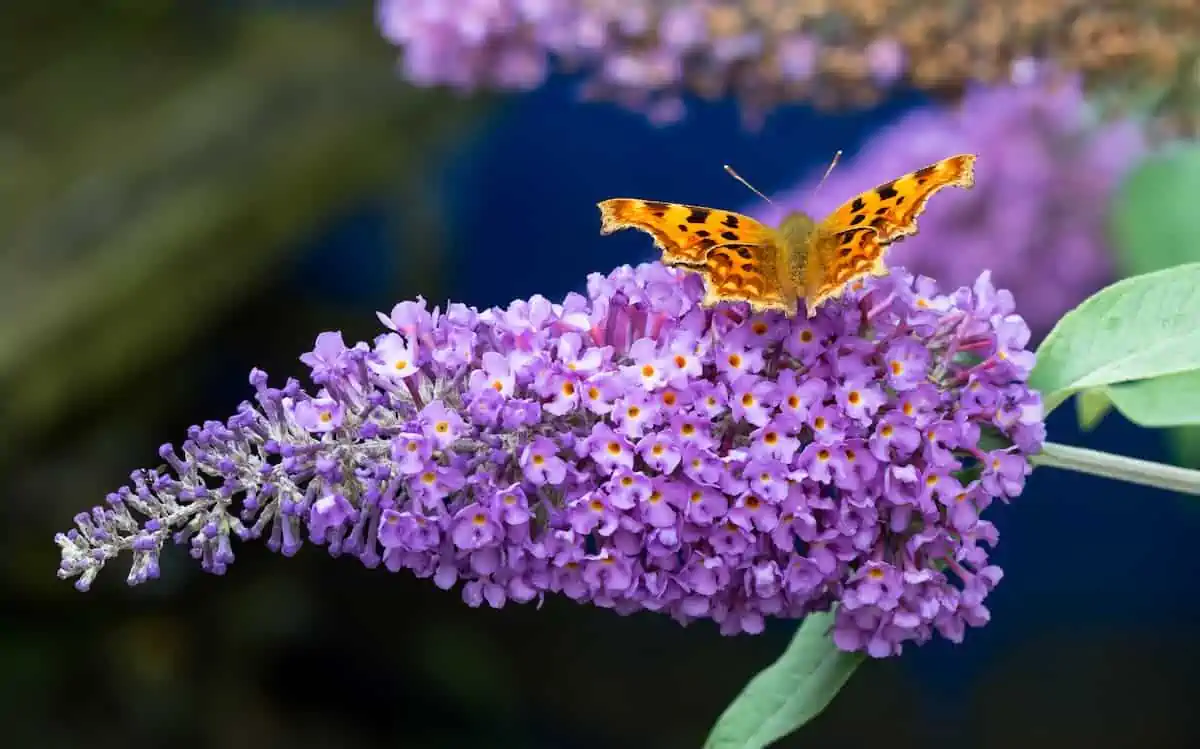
[598,154,976,317]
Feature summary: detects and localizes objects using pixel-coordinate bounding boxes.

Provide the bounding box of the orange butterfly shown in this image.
[598,154,976,317]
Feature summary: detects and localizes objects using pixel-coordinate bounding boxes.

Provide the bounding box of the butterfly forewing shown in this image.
[598,199,777,266]
[819,154,976,241]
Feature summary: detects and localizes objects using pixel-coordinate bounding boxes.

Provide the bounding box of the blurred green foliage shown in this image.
[0,1,485,452]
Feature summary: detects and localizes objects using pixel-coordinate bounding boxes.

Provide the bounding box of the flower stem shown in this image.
[1033,441,1200,496]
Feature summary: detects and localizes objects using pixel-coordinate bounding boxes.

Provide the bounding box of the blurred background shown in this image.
[6,1,1200,747]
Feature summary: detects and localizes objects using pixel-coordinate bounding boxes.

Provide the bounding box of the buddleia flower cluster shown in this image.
[57,262,1044,657]
[752,71,1146,334]
[377,0,1199,127]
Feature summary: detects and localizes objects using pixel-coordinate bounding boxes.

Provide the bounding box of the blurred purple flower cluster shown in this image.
[58,262,1043,657]
[376,0,909,123]
[752,72,1146,333]
[376,1,1196,131]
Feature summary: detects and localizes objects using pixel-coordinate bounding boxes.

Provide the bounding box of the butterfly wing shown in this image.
[597,199,792,313]
[700,243,792,313]
[799,227,891,316]
[801,154,976,316]
[819,154,976,241]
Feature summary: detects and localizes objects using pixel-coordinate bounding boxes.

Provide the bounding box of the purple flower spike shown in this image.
[56,261,1043,658]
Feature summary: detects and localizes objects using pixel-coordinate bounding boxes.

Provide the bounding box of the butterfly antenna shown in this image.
[811,150,843,199]
[723,164,775,206]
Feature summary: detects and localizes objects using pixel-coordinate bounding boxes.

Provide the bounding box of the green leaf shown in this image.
[1100,371,1200,428]
[704,612,864,749]
[1110,143,1200,279]
[1029,262,1200,415]
[1107,143,1200,442]
[1075,388,1114,431]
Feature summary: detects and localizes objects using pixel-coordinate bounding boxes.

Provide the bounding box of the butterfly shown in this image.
[597,154,976,317]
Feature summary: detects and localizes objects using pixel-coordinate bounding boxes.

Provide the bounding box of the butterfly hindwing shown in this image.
[700,243,791,313]
[801,227,890,316]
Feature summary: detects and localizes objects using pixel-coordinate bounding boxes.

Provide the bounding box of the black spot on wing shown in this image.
[722,214,740,229]
[721,231,739,241]
[696,229,711,238]
[735,247,753,259]
[643,201,670,213]
[686,208,711,224]
[875,182,898,201]
[914,165,937,180]
[850,197,866,212]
